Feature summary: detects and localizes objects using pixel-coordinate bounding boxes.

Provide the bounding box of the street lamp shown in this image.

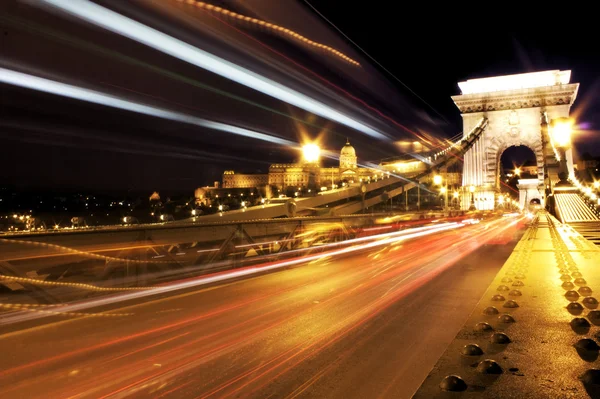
[551,117,574,185]
[433,174,447,210]
[302,143,320,164]
[497,195,505,210]
[469,185,476,210]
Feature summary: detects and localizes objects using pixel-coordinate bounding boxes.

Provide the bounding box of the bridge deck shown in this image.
[413,211,600,398]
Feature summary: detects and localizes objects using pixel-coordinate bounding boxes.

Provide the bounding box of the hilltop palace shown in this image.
[221,140,379,190]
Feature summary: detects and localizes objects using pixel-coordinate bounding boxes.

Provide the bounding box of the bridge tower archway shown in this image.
[452,70,579,210]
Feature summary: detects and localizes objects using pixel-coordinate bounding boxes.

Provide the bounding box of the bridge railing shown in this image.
[0,211,465,305]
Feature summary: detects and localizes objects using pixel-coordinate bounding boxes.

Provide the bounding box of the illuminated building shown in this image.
[222,140,378,191]
[222,171,269,188]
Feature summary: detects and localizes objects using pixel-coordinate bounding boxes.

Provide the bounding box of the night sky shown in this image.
[1,0,598,193]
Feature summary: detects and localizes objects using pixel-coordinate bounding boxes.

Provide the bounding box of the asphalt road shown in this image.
[0,216,527,398]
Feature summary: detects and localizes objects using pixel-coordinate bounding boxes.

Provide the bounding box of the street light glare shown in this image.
[302,143,320,163]
[514,167,521,176]
[433,175,443,185]
[552,118,574,148]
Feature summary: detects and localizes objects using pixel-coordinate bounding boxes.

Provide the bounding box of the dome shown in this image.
[340,140,356,157]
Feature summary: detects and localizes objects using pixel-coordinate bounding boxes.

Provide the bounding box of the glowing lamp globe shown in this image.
[303,144,320,163]
[552,118,574,148]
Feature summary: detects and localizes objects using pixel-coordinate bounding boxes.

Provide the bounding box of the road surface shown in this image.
[0,216,527,398]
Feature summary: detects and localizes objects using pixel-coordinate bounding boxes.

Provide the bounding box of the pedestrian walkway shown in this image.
[555,193,600,223]
[569,221,600,248]
[413,210,600,398]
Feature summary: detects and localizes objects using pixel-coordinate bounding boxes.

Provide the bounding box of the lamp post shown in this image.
[551,117,574,186]
[469,185,476,210]
[440,186,448,211]
[434,174,448,211]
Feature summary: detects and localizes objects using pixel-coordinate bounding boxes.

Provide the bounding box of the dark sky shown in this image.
[1,0,598,193]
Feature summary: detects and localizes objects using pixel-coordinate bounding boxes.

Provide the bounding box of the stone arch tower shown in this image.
[452,70,579,210]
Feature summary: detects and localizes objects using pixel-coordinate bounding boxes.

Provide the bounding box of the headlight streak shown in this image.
[36,0,390,140]
[1,15,447,166]
[0,216,527,398]
[0,304,133,318]
[155,217,523,399]
[0,67,297,147]
[0,14,353,142]
[0,223,461,326]
[200,9,435,144]
[0,15,400,164]
[73,225,472,398]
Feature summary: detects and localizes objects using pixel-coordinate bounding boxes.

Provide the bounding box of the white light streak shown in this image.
[38,0,390,140]
[0,67,295,147]
[0,222,461,325]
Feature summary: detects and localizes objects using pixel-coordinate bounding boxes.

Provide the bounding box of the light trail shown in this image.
[0,222,461,326]
[36,0,390,140]
[0,67,296,147]
[0,14,350,141]
[79,252,420,398]
[0,274,153,292]
[0,304,133,318]
[0,14,421,158]
[0,286,296,378]
[0,215,528,398]
[175,0,360,66]
[206,216,526,397]
[203,10,433,143]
